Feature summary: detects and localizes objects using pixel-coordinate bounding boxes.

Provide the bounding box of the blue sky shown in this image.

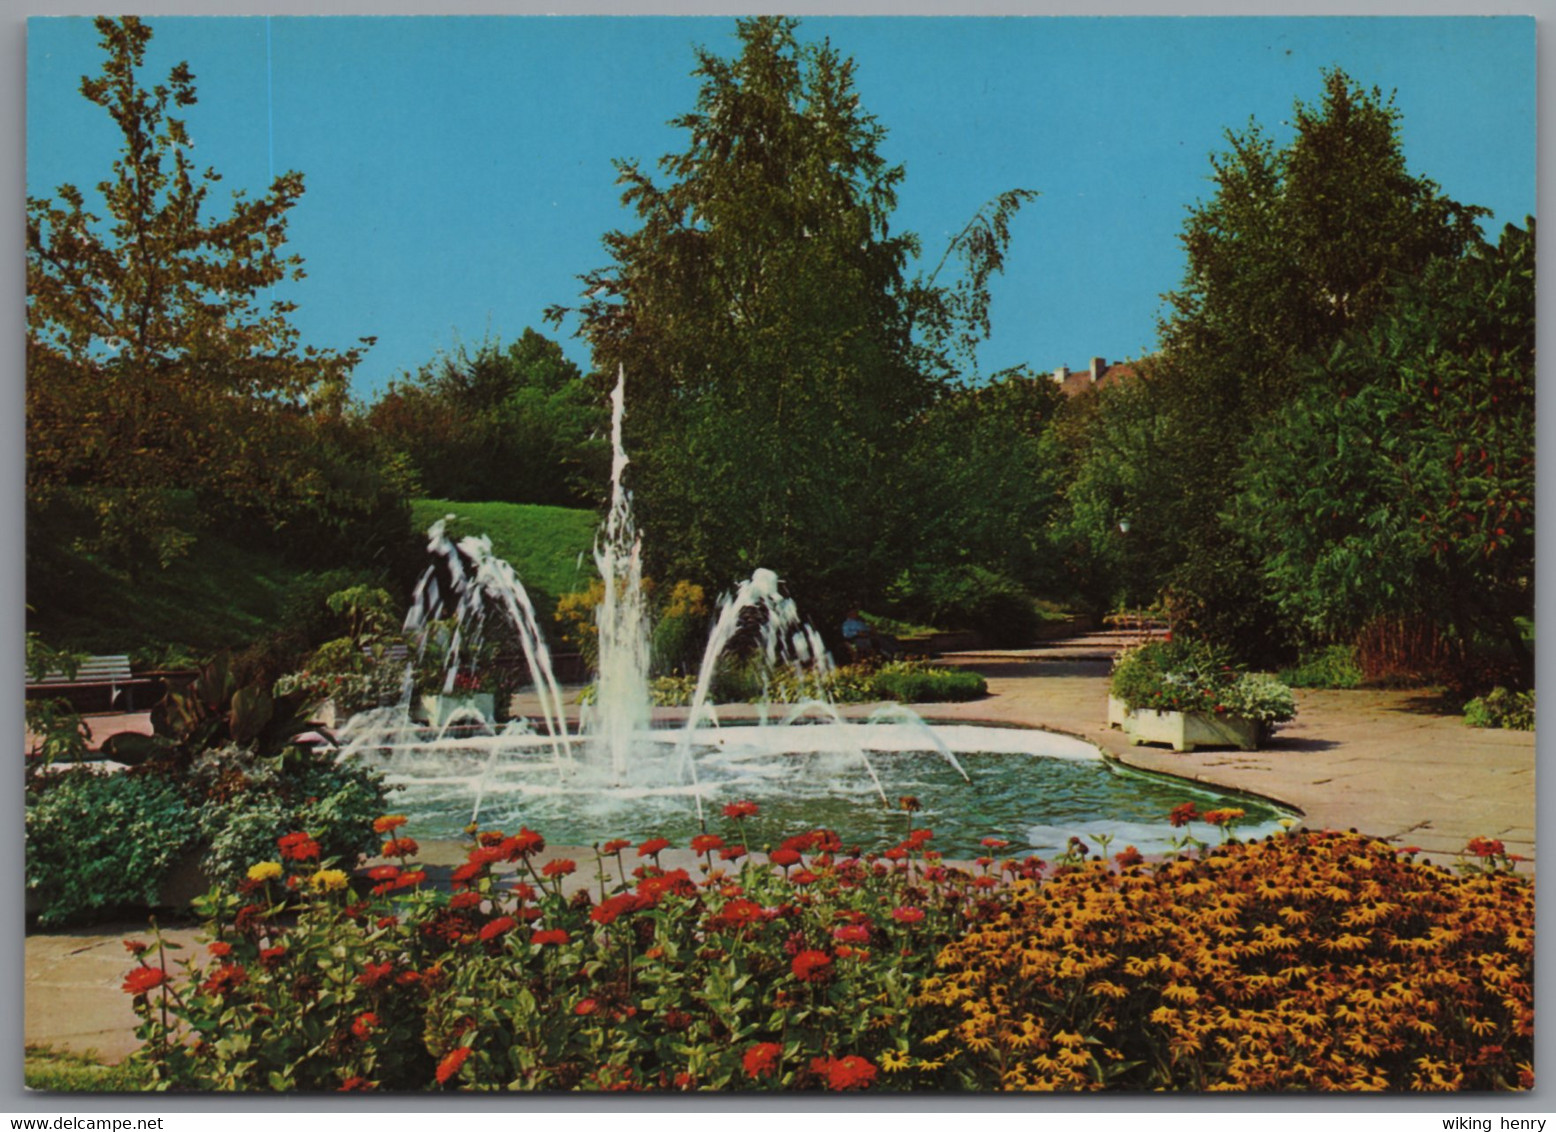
[27,15,1536,399]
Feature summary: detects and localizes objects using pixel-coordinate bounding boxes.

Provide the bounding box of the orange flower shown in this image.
[1168,802,1200,827]
[122,966,168,995]
[381,837,420,858]
[372,815,408,834]
[435,1046,471,1085]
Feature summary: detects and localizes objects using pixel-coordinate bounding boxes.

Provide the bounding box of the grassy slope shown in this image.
[410,499,599,602]
[31,500,599,660]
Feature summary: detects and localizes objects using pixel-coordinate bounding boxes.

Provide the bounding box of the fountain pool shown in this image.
[336,368,1296,861]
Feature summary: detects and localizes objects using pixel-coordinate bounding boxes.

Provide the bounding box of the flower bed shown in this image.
[120,810,1531,1093]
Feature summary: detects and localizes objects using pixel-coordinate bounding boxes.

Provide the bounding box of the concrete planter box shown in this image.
[1112,697,1260,752]
[415,692,495,729]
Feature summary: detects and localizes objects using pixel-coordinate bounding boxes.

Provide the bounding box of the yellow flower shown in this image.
[311,869,350,892]
[247,861,283,883]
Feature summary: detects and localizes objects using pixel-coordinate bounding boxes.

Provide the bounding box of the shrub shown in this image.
[1277,643,1363,689]
[640,660,986,707]
[1110,639,1296,728]
[126,812,1027,1091]
[868,662,986,704]
[1463,687,1535,731]
[26,768,200,926]
[885,565,1039,648]
[911,830,1533,1091]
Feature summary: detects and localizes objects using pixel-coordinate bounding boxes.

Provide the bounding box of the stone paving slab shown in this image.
[25,630,1536,1065]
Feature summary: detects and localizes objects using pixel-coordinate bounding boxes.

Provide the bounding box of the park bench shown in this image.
[25,654,156,713]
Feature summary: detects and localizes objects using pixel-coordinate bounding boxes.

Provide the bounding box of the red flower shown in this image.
[448,891,482,911]
[509,827,546,857]
[478,916,517,942]
[791,949,833,983]
[208,941,232,958]
[357,961,395,987]
[450,862,484,886]
[691,833,724,854]
[980,837,1010,850]
[905,828,934,847]
[372,814,408,834]
[368,865,400,882]
[259,945,287,968]
[351,1011,379,1040]
[891,905,925,924]
[743,1042,783,1080]
[769,848,802,868]
[590,893,641,925]
[636,868,695,905]
[638,837,672,858]
[574,998,599,1016]
[710,898,764,932]
[278,831,320,861]
[338,1076,374,1092]
[466,845,505,868]
[542,858,577,878]
[832,923,870,944]
[122,939,148,955]
[791,870,818,886]
[719,845,749,862]
[532,929,569,946]
[1468,836,1507,858]
[382,837,420,858]
[510,881,538,902]
[1114,845,1145,868]
[722,800,759,820]
[600,838,631,854]
[435,1046,471,1085]
[122,966,168,995]
[394,869,427,890]
[1168,802,1200,828]
[811,1055,877,1091]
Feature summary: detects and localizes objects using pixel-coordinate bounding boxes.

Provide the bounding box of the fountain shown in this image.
[335,370,1295,857]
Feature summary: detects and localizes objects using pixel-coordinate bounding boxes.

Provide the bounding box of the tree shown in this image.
[367,330,607,507]
[554,17,1034,619]
[1054,69,1491,659]
[1233,220,1535,684]
[27,17,372,566]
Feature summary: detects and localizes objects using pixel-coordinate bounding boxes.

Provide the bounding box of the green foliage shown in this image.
[643,659,985,706]
[1277,644,1363,689]
[1051,69,1490,663]
[191,747,389,888]
[1463,688,1534,732]
[884,564,1040,648]
[369,331,608,508]
[26,768,200,926]
[1110,640,1295,727]
[1233,221,1534,681]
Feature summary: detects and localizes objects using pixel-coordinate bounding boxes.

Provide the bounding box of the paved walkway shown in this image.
[24,630,1535,1065]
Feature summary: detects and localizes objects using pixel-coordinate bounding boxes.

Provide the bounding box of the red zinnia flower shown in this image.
[200,963,248,996]
[509,827,546,857]
[590,893,641,925]
[722,800,759,820]
[510,881,537,902]
[691,833,724,854]
[351,1011,379,1040]
[638,837,671,858]
[278,831,320,861]
[791,949,832,983]
[1168,802,1200,828]
[338,1076,374,1092]
[719,845,748,862]
[980,837,1010,850]
[811,1055,877,1091]
[394,869,427,890]
[435,1046,471,1085]
[372,814,408,834]
[891,905,925,924]
[448,891,482,911]
[791,869,818,886]
[450,862,484,885]
[466,845,505,868]
[743,1041,783,1080]
[123,939,148,955]
[532,928,569,946]
[1468,836,1507,858]
[382,837,420,858]
[769,848,802,868]
[368,865,400,882]
[122,966,168,995]
[208,941,232,958]
[574,998,599,1016]
[601,838,631,854]
[832,923,870,944]
[542,858,577,878]
[478,916,517,942]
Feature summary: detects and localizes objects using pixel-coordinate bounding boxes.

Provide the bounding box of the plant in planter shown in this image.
[1108,640,1295,751]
